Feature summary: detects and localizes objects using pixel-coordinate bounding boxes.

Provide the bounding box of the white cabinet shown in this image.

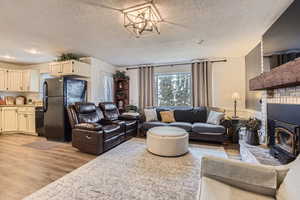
[17,107,36,134]
[0,69,39,92]
[22,70,40,92]
[0,106,36,135]
[49,60,90,77]
[0,69,7,91]
[18,112,27,132]
[0,108,2,132]
[7,70,22,91]
[27,113,36,133]
[1,107,18,132]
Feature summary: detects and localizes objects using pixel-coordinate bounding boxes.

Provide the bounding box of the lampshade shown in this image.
[232,92,240,100]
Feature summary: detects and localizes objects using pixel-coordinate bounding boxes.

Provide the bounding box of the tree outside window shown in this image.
[154,72,192,106]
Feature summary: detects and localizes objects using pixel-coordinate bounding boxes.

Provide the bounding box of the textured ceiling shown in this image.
[0,0,294,66]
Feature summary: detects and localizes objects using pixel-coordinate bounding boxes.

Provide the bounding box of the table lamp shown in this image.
[232,92,240,118]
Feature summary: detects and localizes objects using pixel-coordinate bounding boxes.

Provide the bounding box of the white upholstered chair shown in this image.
[199,155,300,200]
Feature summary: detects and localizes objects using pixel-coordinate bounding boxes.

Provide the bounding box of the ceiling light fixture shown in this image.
[123,2,162,38]
[1,55,15,60]
[25,48,41,55]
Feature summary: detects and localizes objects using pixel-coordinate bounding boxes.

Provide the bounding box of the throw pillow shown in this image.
[144,109,158,122]
[160,111,175,123]
[206,111,225,125]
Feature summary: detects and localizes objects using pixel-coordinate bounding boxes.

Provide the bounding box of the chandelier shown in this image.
[123,2,162,38]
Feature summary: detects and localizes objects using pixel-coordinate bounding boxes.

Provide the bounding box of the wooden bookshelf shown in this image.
[114,78,129,113]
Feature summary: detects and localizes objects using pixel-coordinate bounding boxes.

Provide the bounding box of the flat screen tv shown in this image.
[263,1,300,69]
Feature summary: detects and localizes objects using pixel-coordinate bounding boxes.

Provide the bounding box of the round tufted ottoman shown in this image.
[146,126,189,157]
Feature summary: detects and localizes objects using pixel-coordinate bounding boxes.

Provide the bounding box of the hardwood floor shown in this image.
[0,134,240,200]
[0,134,96,200]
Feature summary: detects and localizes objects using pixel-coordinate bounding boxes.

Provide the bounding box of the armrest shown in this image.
[119,115,139,120]
[201,156,277,197]
[99,119,119,126]
[74,123,103,131]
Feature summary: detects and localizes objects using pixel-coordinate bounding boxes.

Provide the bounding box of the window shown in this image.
[104,75,114,102]
[154,69,192,106]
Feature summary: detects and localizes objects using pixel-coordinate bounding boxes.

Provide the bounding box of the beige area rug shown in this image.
[24,138,227,200]
[23,141,63,150]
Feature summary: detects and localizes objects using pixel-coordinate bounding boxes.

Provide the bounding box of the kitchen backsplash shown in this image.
[0,92,42,104]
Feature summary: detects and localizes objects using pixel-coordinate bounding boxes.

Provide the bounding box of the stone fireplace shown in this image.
[267,104,300,164]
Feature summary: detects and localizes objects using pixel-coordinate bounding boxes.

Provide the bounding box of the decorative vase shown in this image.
[118,82,123,89]
[246,130,260,145]
[118,101,124,109]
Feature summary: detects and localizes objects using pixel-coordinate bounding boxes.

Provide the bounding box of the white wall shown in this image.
[125,68,139,106]
[212,57,247,117]
[80,57,116,104]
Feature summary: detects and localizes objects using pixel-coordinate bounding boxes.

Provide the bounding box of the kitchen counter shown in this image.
[0,104,41,107]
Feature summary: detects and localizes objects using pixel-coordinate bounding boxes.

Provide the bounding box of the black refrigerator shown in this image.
[43,77,87,141]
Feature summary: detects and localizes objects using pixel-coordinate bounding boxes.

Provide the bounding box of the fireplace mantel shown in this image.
[249,58,300,90]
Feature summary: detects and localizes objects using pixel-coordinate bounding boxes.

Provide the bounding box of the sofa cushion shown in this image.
[169,122,192,132]
[160,111,176,123]
[173,107,193,122]
[75,102,96,114]
[276,156,300,200]
[192,123,225,135]
[173,107,207,123]
[199,177,274,200]
[102,124,121,140]
[207,111,225,125]
[144,108,158,122]
[156,107,171,121]
[142,121,167,130]
[192,107,207,123]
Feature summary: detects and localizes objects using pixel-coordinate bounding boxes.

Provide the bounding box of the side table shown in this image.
[227,117,247,144]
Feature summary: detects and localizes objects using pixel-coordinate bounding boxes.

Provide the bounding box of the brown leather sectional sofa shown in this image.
[67,102,138,155]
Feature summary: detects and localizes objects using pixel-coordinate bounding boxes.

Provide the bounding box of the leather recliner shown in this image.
[99,102,138,139]
[67,102,127,155]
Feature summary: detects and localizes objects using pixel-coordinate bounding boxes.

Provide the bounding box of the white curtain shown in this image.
[104,75,114,102]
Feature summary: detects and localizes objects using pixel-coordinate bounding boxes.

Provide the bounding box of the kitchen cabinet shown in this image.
[0,106,36,135]
[0,108,2,132]
[0,69,39,92]
[1,107,18,132]
[22,70,40,92]
[0,69,7,91]
[49,60,90,77]
[7,70,22,91]
[17,107,36,134]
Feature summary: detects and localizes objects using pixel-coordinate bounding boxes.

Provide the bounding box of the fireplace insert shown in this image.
[268,119,299,164]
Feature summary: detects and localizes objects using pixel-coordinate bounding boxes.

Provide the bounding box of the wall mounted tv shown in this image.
[263,1,300,69]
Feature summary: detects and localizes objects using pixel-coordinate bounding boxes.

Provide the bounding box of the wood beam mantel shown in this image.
[250,58,300,91]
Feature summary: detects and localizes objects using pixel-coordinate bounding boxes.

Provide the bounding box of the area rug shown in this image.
[22,141,63,150]
[24,138,227,200]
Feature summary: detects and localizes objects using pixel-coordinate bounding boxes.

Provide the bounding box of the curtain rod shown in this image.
[125,59,227,70]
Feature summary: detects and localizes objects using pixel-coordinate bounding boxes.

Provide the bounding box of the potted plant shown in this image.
[244,118,261,145]
[57,53,80,61]
[125,105,138,113]
[113,70,129,80]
